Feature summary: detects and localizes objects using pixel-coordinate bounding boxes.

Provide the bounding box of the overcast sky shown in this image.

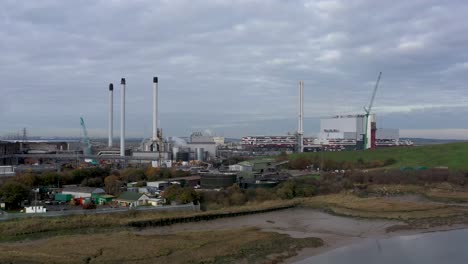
[1,0,468,139]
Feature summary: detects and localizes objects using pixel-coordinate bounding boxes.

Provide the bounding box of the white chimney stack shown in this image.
[120,78,126,157]
[298,81,304,153]
[108,83,114,148]
[153,77,158,141]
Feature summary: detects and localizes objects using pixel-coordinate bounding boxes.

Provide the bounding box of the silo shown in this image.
[172,147,179,161]
[195,148,205,161]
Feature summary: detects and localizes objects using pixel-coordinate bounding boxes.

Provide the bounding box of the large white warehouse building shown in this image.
[318,115,373,141]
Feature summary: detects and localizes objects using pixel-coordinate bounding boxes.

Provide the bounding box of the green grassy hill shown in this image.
[290,142,468,170]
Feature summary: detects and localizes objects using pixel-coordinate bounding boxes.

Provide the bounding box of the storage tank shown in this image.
[195,148,205,161]
[172,147,179,161]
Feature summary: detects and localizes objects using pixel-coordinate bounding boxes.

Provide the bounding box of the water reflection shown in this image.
[296,229,468,264]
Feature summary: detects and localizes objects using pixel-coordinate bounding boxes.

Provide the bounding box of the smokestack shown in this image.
[108,83,114,148]
[153,77,158,141]
[298,81,304,153]
[120,78,126,157]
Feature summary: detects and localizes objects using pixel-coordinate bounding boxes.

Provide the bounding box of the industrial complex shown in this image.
[241,74,412,153]
[0,71,421,218]
[0,72,414,171]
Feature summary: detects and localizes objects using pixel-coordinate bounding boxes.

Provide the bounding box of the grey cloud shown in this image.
[1,0,468,139]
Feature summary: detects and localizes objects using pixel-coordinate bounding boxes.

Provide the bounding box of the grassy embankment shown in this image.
[302,189,468,231]
[0,200,299,242]
[290,142,468,170]
[0,228,322,264]
[367,184,468,203]
[3,185,468,241]
[0,200,321,264]
[303,193,466,220]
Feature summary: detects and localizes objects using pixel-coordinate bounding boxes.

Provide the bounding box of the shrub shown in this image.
[254,188,275,202]
[120,168,146,182]
[384,158,397,166]
[163,185,200,204]
[290,157,310,170]
[276,181,296,199]
[0,181,30,209]
[81,177,103,187]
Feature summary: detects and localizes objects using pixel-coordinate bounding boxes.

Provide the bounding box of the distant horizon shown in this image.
[2,135,468,142]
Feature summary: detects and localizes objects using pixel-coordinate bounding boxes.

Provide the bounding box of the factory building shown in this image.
[182,132,219,161]
[0,141,20,165]
[376,128,399,140]
[317,114,375,150]
[318,115,372,141]
[0,140,82,166]
[241,114,412,152]
[375,128,413,147]
[200,171,237,189]
[0,140,77,154]
[241,135,297,150]
[213,137,225,146]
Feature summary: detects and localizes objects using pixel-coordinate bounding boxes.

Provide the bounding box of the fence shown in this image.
[0,203,199,221]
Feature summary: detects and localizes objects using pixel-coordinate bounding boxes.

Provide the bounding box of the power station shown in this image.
[1,72,414,170]
[242,72,413,152]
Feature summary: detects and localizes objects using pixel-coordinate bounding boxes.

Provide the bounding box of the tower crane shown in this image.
[80,117,97,164]
[363,72,382,150]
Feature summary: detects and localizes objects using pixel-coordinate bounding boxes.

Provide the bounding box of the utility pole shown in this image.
[33,187,38,213]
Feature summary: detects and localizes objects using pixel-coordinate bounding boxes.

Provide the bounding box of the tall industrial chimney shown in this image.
[298,81,304,153]
[108,83,114,148]
[120,78,126,157]
[153,77,158,141]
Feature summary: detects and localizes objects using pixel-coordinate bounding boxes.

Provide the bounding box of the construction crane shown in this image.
[80,117,97,164]
[363,72,382,150]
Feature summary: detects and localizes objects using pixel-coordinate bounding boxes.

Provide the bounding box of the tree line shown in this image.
[0,166,191,209]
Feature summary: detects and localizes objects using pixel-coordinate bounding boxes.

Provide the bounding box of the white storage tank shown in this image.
[172,147,179,161]
[195,148,205,161]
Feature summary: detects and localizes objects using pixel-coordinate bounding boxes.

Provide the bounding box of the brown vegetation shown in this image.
[0,199,299,242]
[303,194,467,220]
[0,228,323,264]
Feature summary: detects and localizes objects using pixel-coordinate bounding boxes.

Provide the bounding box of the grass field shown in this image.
[290,142,468,170]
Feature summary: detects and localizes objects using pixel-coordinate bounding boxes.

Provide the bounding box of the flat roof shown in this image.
[166,175,201,181]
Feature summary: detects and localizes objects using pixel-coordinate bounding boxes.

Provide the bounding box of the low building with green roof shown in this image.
[91,193,115,205]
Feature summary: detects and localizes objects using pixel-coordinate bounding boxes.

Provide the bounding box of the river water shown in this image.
[295,228,468,264]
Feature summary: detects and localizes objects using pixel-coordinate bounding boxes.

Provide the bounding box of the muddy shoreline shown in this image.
[135,207,468,263]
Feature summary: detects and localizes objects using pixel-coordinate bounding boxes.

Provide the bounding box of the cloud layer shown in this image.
[1,0,468,139]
